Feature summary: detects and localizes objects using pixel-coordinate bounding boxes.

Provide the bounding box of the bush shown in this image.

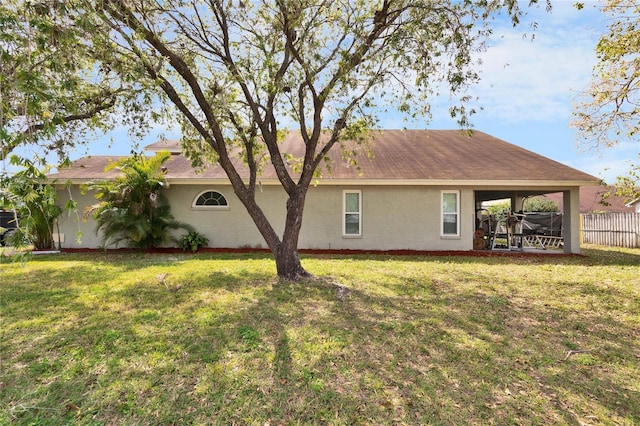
[0,156,63,250]
[485,198,559,218]
[85,152,194,249]
[523,198,559,212]
[177,231,209,252]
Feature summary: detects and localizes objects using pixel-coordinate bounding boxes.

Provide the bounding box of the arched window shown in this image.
[192,190,229,209]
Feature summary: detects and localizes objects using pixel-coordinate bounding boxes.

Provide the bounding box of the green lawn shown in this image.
[1,246,639,425]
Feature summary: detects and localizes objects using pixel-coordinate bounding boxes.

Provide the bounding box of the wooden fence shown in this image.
[581,213,640,248]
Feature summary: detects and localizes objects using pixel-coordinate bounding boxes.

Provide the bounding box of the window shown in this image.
[441,190,460,237]
[343,190,362,237]
[192,190,229,209]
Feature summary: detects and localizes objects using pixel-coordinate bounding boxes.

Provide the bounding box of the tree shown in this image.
[0,1,150,162]
[573,0,640,201]
[0,156,64,250]
[523,197,559,212]
[13,0,544,279]
[484,197,558,218]
[85,151,194,249]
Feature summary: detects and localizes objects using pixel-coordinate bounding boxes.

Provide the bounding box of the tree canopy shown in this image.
[0,0,151,162]
[573,0,640,201]
[3,0,548,278]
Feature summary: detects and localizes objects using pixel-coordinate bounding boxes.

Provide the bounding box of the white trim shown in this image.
[625,197,640,207]
[54,177,600,188]
[166,178,599,187]
[342,190,362,238]
[191,190,230,210]
[441,190,460,237]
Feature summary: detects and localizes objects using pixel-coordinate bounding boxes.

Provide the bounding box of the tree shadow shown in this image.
[2,253,638,424]
[309,279,640,424]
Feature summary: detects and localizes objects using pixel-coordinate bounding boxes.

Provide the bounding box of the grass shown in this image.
[1,245,639,425]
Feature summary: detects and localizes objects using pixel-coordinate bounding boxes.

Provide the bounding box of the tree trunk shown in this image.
[275,242,308,280]
[274,186,310,280]
[229,178,310,280]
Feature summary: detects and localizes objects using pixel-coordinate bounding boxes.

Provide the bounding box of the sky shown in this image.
[419,0,634,185]
[7,1,634,184]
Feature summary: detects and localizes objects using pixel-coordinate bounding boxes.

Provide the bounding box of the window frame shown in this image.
[191,190,230,210]
[342,190,362,238]
[441,190,460,238]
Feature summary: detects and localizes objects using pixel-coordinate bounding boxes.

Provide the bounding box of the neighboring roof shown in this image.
[50,130,600,186]
[146,139,182,154]
[540,185,636,213]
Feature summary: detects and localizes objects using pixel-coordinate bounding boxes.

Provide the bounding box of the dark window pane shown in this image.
[443,213,458,234]
[345,213,360,234]
[196,191,228,206]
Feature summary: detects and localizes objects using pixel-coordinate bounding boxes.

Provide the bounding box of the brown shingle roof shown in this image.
[541,185,636,213]
[145,139,182,153]
[50,130,599,184]
[48,156,127,180]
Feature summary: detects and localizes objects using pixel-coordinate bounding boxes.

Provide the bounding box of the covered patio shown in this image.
[474,188,581,254]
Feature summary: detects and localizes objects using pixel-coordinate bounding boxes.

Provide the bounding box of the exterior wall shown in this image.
[166,184,284,249]
[300,186,474,251]
[55,184,476,251]
[55,186,105,248]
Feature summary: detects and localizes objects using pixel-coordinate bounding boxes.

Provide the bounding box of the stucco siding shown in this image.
[56,186,103,248]
[166,184,285,249]
[300,186,474,251]
[55,184,475,251]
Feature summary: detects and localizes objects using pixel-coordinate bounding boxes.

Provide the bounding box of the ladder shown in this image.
[523,235,564,250]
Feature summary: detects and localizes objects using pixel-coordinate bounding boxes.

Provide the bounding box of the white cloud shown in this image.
[438,2,605,124]
[568,140,639,184]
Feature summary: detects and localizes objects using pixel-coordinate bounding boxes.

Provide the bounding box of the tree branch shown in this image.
[2,93,119,157]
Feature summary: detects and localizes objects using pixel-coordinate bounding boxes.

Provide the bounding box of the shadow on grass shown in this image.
[580,246,640,266]
[288,280,640,424]
[179,270,639,424]
[2,250,638,424]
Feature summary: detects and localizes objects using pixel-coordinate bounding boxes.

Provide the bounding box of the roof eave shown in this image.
[50,176,600,187]
[163,177,600,187]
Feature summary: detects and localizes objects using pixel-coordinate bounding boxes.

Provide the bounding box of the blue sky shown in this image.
[11,1,632,184]
[420,0,633,184]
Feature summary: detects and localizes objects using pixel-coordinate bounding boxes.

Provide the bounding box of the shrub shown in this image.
[485,198,559,218]
[84,152,194,249]
[0,156,63,250]
[177,231,209,252]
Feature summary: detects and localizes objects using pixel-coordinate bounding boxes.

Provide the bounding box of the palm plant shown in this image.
[0,156,63,250]
[85,151,194,249]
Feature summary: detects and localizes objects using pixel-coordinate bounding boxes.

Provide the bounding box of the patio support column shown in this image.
[513,193,524,212]
[563,188,581,254]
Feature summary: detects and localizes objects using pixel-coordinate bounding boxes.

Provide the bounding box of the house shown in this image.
[537,185,636,213]
[49,130,600,254]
